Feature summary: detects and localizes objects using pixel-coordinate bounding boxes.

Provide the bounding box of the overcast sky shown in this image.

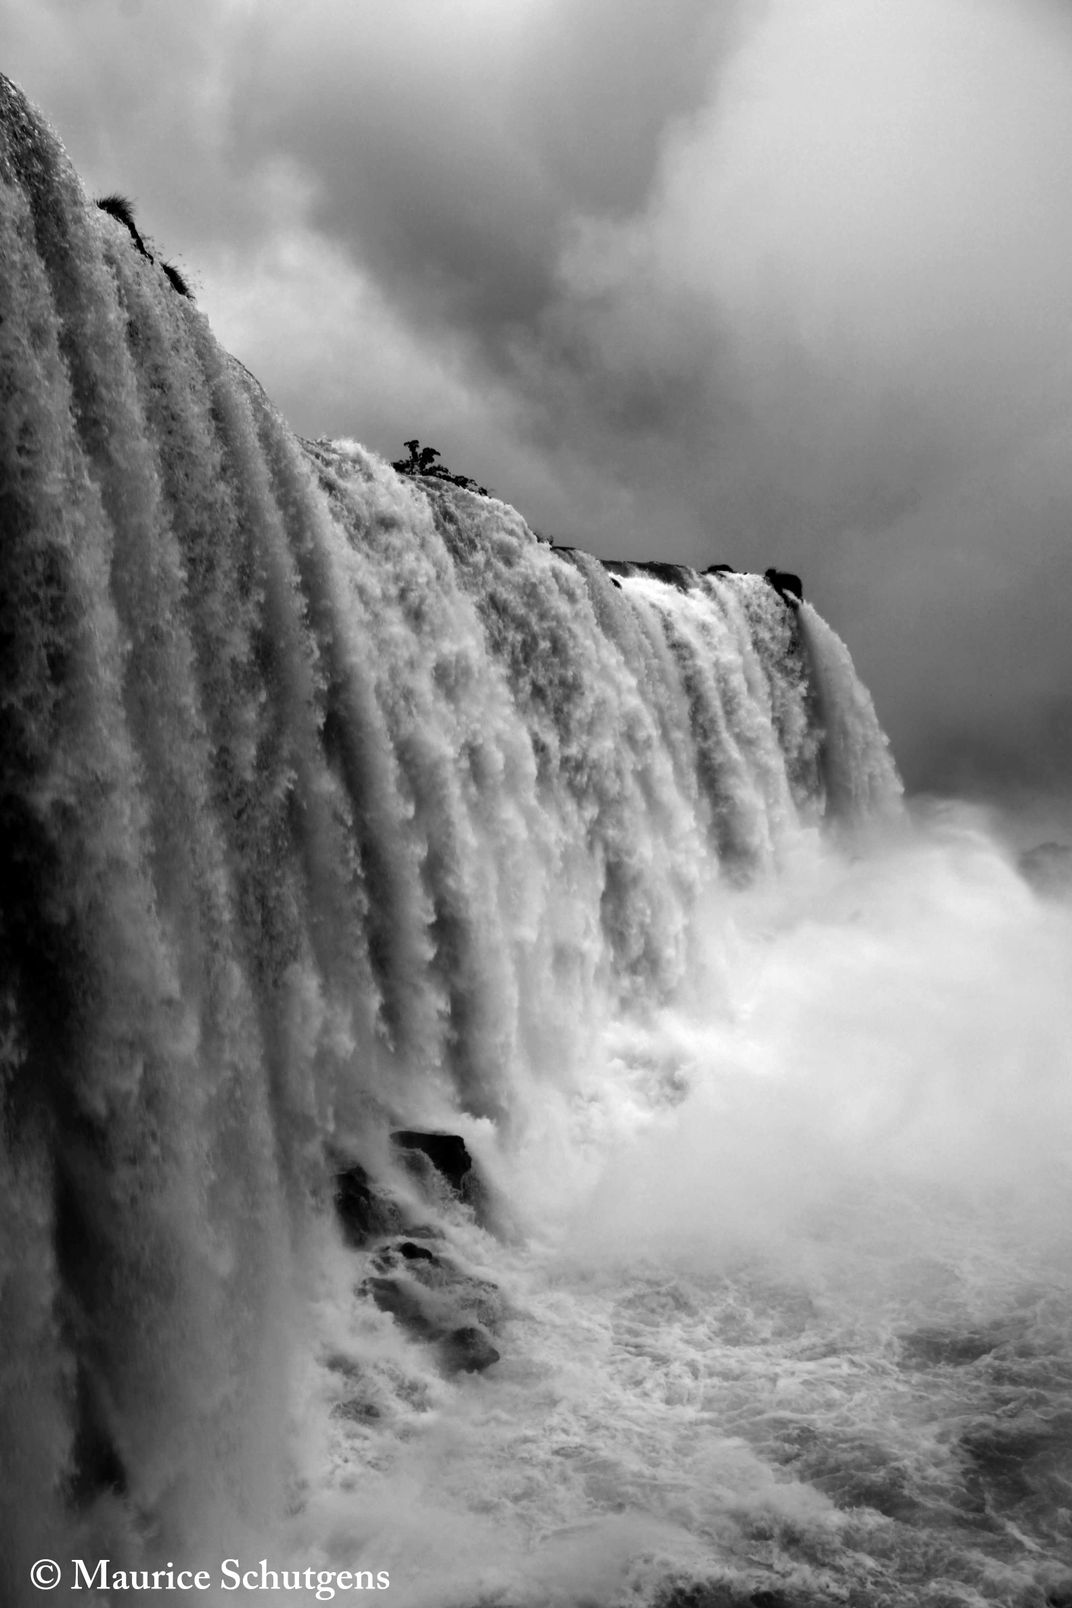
[8,0,1072,805]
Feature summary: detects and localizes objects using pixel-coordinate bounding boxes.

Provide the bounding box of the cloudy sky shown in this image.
[8,0,1072,805]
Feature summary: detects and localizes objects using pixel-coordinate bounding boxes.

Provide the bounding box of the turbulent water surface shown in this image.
[2,75,1071,1608]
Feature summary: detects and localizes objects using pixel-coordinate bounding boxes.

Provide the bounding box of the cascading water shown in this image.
[2,74,1070,1608]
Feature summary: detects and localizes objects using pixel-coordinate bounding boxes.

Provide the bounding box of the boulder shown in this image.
[396,1240,438,1263]
[390,1130,472,1194]
[336,1144,505,1372]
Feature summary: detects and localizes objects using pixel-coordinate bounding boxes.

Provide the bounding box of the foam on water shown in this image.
[284,811,1072,1607]
[1,73,1068,1608]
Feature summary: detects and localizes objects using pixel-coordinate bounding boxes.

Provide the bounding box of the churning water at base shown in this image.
[2,74,1070,1608]
[287,812,1072,1608]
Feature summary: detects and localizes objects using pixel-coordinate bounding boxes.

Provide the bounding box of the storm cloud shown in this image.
[7,0,1072,801]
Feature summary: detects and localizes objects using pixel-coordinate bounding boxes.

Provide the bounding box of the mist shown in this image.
[559,808,1072,1276]
[294,805,1072,1607]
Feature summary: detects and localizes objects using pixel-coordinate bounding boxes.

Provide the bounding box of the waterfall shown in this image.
[5,74,1069,1608]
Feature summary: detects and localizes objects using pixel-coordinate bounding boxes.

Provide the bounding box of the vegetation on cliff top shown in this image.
[391,439,489,496]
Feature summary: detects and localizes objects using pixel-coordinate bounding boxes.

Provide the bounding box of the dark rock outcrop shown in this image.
[390,1130,473,1193]
[335,1133,490,1244]
[334,1161,405,1248]
[390,1129,490,1223]
[396,1240,437,1263]
[363,1235,503,1375]
[764,567,803,606]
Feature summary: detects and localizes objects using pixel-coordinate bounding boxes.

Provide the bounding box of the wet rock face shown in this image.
[390,1129,490,1224]
[362,1241,503,1375]
[390,1131,472,1193]
[361,1269,501,1375]
[334,1162,404,1248]
[396,1240,437,1263]
[372,1240,504,1328]
[332,1146,503,1375]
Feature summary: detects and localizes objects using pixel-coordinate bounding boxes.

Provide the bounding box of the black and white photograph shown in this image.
[2,2,1071,1604]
